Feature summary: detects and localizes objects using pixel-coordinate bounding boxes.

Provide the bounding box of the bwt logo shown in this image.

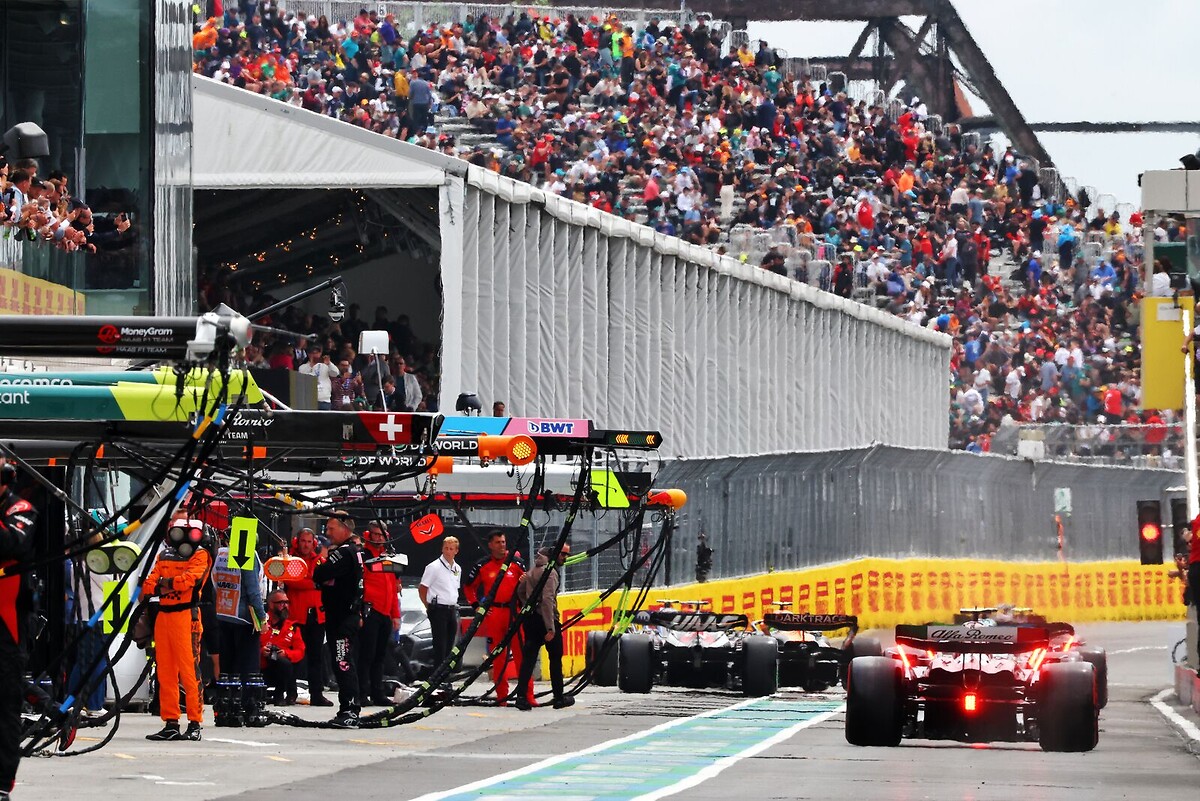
[527,420,575,435]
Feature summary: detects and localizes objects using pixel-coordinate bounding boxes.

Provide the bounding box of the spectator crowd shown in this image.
[0,155,135,255]
[194,3,1177,452]
[199,273,442,412]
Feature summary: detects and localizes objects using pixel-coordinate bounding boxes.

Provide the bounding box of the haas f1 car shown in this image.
[615,602,778,696]
[758,610,881,692]
[845,622,1100,752]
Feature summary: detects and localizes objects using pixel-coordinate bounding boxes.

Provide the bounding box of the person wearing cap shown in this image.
[312,511,364,728]
[260,590,305,705]
[513,543,574,711]
[358,521,400,706]
[211,522,268,727]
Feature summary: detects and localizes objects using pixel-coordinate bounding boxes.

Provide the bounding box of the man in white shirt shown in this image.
[297,345,339,410]
[419,536,462,672]
[959,386,984,416]
[972,365,992,403]
[1005,365,1024,400]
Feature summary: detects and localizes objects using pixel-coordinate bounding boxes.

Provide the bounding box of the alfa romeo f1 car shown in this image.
[615,601,778,696]
[954,607,1108,708]
[845,622,1100,752]
[757,610,881,692]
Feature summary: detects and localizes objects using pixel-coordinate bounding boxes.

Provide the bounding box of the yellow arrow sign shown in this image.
[590,470,630,509]
[102,580,130,634]
[228,516,259,570]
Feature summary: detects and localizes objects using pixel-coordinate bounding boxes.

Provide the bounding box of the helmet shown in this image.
[166,518,212,558]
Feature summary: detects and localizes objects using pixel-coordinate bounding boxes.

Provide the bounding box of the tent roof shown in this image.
[192,75,465,189]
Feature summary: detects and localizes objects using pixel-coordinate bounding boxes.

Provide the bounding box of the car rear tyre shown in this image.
[742,636,779,697]
[586,631,619,687]
[844,656,903,746]
[851,636,884,658]
[1076,646,1108,709]
[842,637,883,688]
[1038,662,1098,752]
[618,634,654,694]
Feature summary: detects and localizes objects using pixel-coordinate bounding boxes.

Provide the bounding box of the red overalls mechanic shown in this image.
[260,589,306,704]
[0,458,38,799]
[462,530,534,706]
[281,528,331,706]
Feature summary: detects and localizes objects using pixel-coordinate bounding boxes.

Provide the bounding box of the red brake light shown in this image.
[963,693,978,712]
[1029,647,1047,672]
[896,644,912,678]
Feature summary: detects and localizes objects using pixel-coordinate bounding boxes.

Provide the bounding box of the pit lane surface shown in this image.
[17,622,1197,801]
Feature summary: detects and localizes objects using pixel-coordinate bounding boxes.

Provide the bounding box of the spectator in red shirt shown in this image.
[267,340,295,370]
[1102,385,1123,417]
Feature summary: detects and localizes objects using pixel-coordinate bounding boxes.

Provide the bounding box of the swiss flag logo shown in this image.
[357,412,413,444]
[410,513,444,544]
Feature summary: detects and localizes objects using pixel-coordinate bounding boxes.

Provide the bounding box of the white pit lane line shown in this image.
[633,704,844,801]
[1150,688,1200,743]
[410,696,845,801]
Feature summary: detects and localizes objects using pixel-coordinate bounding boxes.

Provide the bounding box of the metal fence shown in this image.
[281,1,694,29]
[651,446,1182,586]
[989,424,1186,467]
[466,446,1182,592]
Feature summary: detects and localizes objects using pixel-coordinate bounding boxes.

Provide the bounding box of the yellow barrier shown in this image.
[557,558,1186,675]
[0,266,86,315]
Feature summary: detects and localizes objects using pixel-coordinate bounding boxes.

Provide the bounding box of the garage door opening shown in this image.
[194,187,444,409]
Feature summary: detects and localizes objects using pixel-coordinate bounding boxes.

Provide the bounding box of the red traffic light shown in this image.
[1138,500,1164,565]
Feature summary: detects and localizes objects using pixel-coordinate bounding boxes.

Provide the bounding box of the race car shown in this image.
[756,608,881,692]
[953,607,1108,708]
[845,621,1099,752]
[616,600,778,696]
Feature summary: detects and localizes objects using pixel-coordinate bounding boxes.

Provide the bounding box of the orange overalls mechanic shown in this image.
[462,530,534,705]
[141,521,212,741]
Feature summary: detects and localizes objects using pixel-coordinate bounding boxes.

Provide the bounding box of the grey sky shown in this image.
[748,0,1200,206]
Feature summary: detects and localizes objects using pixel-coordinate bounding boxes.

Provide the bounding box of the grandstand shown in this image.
[185,3,1153,455]
[0,2,1156,455]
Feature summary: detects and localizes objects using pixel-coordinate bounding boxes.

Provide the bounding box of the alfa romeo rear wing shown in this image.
[895,624,1050,654]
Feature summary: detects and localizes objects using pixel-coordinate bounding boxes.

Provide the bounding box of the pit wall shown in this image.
[557,557,1184,676]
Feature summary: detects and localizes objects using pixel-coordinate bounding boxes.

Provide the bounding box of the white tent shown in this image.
[192,75,950,458]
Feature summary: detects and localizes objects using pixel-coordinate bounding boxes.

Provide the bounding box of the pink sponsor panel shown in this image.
[504,418,591,438]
